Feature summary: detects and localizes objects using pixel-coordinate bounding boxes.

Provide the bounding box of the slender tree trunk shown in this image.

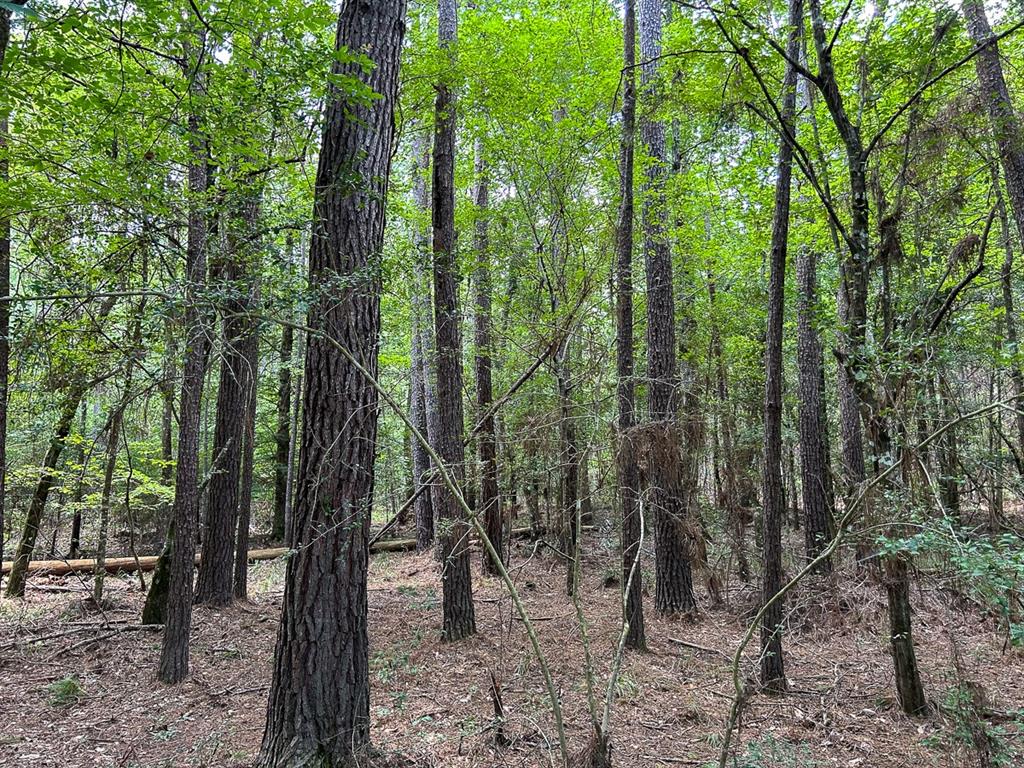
[473,140,502,575]
[759,0,801,692]
[158,25,210,684]
[258,2,405,763]
[431,0,475,641]
[69,402,87,558]
[992,168,1024,463]
[94,399,126,605]
[616,0,646,651]
[808,0,926,715]
[795,246,834,572]
[284,353,301,545]
[964,0,1024,251]
[411,133,435,551]
[6,387,87,597]
[639,0,694,616]
[0,3,22,569]
[709,278,749,582]
[233,319,258,599]
[195,192,259,607]
[272,309,292,542]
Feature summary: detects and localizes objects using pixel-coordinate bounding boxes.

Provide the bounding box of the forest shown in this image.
[1,0,1024,766]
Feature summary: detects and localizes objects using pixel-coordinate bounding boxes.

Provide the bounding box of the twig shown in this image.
[668,637,730,660]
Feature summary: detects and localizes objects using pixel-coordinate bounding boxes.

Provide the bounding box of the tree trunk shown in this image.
[964,0,1024,251]
[993,167,1024,465]
[69,402,87,558]
[272,308,292,543]
[473,139,502,576]
[709,278,749,582]
[431,0,475,642]
[0,3,21,568]
[233,319,259,599]
[258,2,405,763]
[194,193,259,607]
[639,0,694,616]
[808,0,925,715]
[759,0,801,693]
[6,388,87,597]
[795,246,834,572]
[93,400,125,605]
[616,0,646,651]
[411,133,436,551]
[158,26,210,684]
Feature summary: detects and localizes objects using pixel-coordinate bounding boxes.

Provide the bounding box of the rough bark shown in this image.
[258,1,405,764]
[964,0,1024,251]
[759,0,801,692]
[639,0,694,616]
[194,192,259,607]
[233,319,259,599]
[158,26,210,684]
[411,134,435,551]
[431,0,476,641]
[795,246,834,572]
[272,310,293,542]
[473,139,502,575]
[615,0,645,651]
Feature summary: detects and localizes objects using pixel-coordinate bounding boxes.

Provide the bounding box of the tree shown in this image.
[0,0,26,571]
[473,138,502,575]
[411,132,436,552]
[615,0,645,651]
[257,0,406,763]
[963,0,1024,251]
[795,245,834,571]
[195,192,260,607]
[759,0,802,693]
[639,0,695,616]
[157,22,211,684]
[432,0,476,641]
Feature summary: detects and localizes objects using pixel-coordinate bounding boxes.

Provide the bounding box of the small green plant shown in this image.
[937,684,1022,768]
[727,735,820,767]
[613,670,640,701]
[47,676,83,707]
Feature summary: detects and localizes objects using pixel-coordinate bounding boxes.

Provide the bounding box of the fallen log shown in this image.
[1,538,418,578]
[0,524,580,579]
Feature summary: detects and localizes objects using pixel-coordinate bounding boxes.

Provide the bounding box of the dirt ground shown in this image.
[1,531,1022,768]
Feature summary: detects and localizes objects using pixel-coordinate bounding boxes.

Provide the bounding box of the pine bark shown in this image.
[473,140,502,575]
[795,246,834,571]
[411,134,435,551]
[964,0,1024,251]
[158,26,211,684]
[233,320,259,599]
[272,314,292,543]
[195,193,259,607]
[431,0,476,641]
[759,0,801,692]
[258,1,406,763]
[616,0,646,651]
[639,0,694,616]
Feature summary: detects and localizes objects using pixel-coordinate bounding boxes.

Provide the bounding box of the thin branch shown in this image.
[866,19,1024,156]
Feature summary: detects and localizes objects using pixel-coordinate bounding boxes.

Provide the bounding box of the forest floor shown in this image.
[1,529,1022,768]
